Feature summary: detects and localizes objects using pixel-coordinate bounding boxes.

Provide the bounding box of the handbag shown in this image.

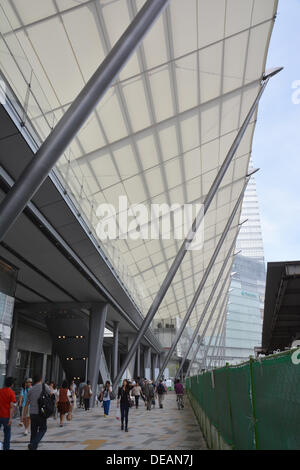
[110,391,116,400]
[116,408,120,420]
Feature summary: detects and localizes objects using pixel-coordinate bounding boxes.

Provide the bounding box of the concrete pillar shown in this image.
[159,351,167,379]
[107,347,112,378]
[136,344,141,378]
[126,336,136,381]
[41,354,47,382]
[88,303,108,407]
[153,353,159,380]
[151,354,155,380]
[6,311,19,377]
[144,347,151,380]
[113,321,119,380]
[118,351,121,373]
[25,351,31,379]
[51,353,60,384]
[58,361,64,386]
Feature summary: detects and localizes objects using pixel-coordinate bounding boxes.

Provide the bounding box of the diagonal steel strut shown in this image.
[174,229,241,380]
[156,179,248,382]
[112,68,281,391]
[0,0,170,241]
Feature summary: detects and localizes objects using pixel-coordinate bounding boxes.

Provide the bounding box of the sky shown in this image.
[253,0,300,263]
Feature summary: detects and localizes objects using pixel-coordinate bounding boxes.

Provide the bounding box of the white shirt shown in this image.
[103,387,112,401]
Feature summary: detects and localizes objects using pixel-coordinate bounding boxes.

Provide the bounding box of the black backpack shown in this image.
[38,384,54,419]
[157,383,165,395]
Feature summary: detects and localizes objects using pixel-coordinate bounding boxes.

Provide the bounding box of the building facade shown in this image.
[221,172,266,365]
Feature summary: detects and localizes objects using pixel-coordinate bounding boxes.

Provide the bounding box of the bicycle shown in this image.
[176,394,184,410]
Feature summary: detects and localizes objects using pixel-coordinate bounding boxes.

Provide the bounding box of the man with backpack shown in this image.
[156,380,166,409]
[23,374,53,450]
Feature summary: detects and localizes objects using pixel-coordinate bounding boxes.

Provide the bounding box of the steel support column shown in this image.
[112,70,280,392]
[156,179,248,383]
[41,354,48,382]
[6,311,19,377]
[175,229,240,379]
[0,0,170,241]
[215,320,227,367]
[113,321,119,380]
[87,303,108,407]
[207,304,228,370]
[191,291,228,377]
[126,336,137,381]
[211,317,226,368]
[178,266,232,379]
[144,347,151,380]
[136,343,141,378]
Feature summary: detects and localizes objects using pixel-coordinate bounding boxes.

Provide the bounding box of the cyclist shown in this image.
[174,379,184,410]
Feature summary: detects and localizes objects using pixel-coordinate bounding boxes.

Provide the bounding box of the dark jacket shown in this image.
[117,386,131,407]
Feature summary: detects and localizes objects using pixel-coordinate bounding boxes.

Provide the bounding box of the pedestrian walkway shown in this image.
[9,392,207,450]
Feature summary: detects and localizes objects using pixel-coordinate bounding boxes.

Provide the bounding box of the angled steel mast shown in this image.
[177,219,249,379]
[112,68,282,391]
[156,179,248,382]
[208,313,227,369]
[0,0,170,241]
[187,294,228,377]
[174,240,237,380]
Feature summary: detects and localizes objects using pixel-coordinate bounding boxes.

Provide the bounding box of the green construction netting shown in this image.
[186,350,300,450]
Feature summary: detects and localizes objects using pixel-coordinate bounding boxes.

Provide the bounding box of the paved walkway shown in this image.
[9,392,207,450]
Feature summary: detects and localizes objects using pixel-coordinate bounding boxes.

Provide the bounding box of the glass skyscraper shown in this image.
[222,169,266,365]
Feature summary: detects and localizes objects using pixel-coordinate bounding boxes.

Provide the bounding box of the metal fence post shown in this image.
[225,363,235,449]
[249,356,259,449]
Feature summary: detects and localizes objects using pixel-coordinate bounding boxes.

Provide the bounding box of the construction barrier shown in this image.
[186,350,300,450]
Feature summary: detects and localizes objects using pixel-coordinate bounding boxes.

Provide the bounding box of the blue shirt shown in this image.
[20,387,32,407]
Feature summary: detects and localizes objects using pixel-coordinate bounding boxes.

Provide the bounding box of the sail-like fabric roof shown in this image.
[0,0,277,335]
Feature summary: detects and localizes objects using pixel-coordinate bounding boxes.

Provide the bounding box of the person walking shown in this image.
[156,379,166,409]
[117,379,132,432]
[70,380,77,410]
[131,382,142,409]
[99,381,112,417]
[67,384,74,421]
[57,381,70,427]
[143,380,154,411]
[0,376,16,450]
[20,378,32,435]
[78,380,86,409]
[174,379,184,409]
[152,381,157,408]
[82,380,92,411]
[139,378,146,403]
[17,381,25,428]
[49,382,58,420]
[23,374,52,450]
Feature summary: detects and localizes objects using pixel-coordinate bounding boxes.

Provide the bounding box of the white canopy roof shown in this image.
[0,0,277,334]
